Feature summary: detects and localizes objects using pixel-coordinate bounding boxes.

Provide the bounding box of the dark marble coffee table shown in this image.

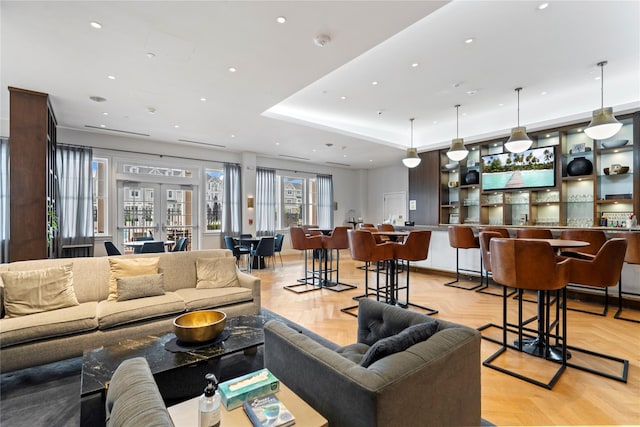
[80,311,277,426]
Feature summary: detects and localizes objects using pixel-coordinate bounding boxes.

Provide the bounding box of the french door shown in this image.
[117,181,196,251]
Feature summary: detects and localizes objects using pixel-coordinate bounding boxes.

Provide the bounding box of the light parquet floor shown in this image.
[252,252,640,426]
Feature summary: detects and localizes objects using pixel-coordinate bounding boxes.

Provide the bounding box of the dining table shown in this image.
[123,240,175,252]
[514,238,589,361]
[234,236,274,269]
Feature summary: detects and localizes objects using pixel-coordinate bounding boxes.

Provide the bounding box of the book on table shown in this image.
[243,393,295,427]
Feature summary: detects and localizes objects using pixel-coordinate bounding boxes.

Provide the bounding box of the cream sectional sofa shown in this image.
[0,250,261,373]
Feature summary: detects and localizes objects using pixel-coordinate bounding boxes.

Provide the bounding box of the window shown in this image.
[92,158,108,235]
[278,176,316,228]
[205,169,224,231]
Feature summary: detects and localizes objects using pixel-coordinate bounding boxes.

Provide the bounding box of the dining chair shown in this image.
[274,233,285,267]
[515,228,553,239]
[250,237,275,273]
[104,241,122,256]
[485,238,571,389]
[140,241,165,253]
[172,237,188,252]
[224,236,250,269]
[615,232,640,323]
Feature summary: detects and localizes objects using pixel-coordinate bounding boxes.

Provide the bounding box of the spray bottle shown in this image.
[199,373,221,427]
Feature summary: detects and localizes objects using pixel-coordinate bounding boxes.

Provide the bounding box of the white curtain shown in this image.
[222,163,242,236]
[0,138,9,263]
[56,145,94,255]
[256,168,276,236]
[317,174,334,229]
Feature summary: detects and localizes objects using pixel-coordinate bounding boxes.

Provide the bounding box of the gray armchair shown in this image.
[264,299,481,427]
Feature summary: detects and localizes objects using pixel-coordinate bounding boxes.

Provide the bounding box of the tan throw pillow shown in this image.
[196,257,240,289]
[108,257,159,301]
[116,273,165,302]
[0,264,78,317]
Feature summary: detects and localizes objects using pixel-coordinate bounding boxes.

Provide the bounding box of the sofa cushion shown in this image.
[117,273,165,302]
[97,292,185,329]
[174,287,253,311]
[105,357,173,427]
[360,320,439,368]
[0,264,79,317]
[0,302,98,348]
[108,257,160,301]
[196,257,240,289]
[335,342,370,364]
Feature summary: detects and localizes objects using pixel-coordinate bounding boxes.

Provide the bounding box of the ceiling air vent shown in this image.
[279,154,310,161]
[325,161,351,167]
[85,125,149,136]
[178,139,226,148]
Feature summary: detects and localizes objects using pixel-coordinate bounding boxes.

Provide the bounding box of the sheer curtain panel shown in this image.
[0,139,9,263]
[256,168,276,236]
[56,145,94,256]
[222,163,242,236]
[317,174,334,229]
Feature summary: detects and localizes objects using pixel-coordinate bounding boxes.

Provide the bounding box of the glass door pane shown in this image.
[163,186,194,251]
[119,183,159,252]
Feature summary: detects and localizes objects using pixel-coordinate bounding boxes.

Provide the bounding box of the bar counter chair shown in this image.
[104,241,122,256]
[285,227,324,293]
[477,231,516,298]
[392,230,438,315]
[479,226,510,238]
[484,238,570,389]
[562,238,629,382]
[615,232,640,323]
[444,226,483,290]
[341,229,395,317]
[558,229,608,315]
[515,228,553,239]
[249,236,275,273]
[320,226,357,292]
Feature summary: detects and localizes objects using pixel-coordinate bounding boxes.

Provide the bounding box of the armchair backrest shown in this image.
[560,229,606,256]
[448,226,479,249]
[568,238,628,287]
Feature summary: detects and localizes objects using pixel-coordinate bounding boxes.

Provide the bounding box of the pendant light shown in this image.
[446,104,468,161]
[584,61,622,140]
[505,87,533,153]
[402,118,421,168]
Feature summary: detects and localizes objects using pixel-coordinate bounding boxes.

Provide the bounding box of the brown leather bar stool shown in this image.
[392,230,438,315]
[320,226,357,292]
[563,238,629,382]
[444,225,483,290]
[285,226,324,293]
[483,238,571,389]
[341,229,395,317]
[479,226,510,238]
[515,228,553,239]
[558,229,608,315]
[477,231,516,297]
[615,232,640,323]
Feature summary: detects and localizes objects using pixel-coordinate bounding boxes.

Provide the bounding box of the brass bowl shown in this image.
[173,310,227,343]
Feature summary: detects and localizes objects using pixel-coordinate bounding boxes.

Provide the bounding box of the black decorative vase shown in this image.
[567,157,593,176]
[464,169,479,185]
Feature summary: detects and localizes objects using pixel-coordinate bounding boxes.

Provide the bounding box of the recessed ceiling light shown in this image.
[343,154,347,158]
[276,16,287,24]
[541,91,547,96]
[340,96,347,100]
[147,107,156,114]
[594,76,601,80]
[577,128,583,132]
[276,142,280,146]
[369,159,373,162]
[371,81,379,86]
[146,52,156,59]
[466,89,479,96]
[200,97,207,102]
[100,124,106,128]
[89,96,107,103]
[107,75,115,80]
[538,2,549,10]
[465,38,474,44]
[498,103,504,107]
[493,143,498,147]
[228,67,237,73]
[411,63,419,68]
[312,149,316,152]
[174,125,180,129]
[546,134,551,138]
[90,21,102,29]
[433,121,438,124]
[102,112,109,116]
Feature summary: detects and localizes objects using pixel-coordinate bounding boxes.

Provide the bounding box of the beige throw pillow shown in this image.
[196,257,240,289]
[108,257,160,301]
[1,264,79,317]
[116,273,165,302]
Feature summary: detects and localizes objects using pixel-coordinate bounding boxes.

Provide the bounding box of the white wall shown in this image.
[365,164,409,225]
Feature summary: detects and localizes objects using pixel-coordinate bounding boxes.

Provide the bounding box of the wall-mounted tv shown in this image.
[481,147,555,191]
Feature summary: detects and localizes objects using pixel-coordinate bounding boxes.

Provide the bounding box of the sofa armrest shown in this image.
[105,357,174,427]
[264,318,481,427]
[236,269,261,308]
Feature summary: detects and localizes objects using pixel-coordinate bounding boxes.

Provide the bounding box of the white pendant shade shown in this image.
[446,138,468,161]
[402,118,421,168]
[403,148,421,168]
[584,107,623,140]
[505,126,532,153]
